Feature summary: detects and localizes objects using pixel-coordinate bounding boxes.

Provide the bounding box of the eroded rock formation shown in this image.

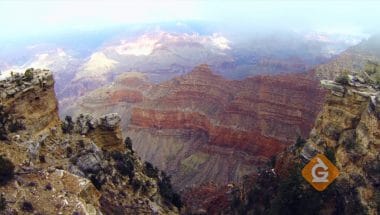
[59,64,325,190]
[126,64,325,188]
[0,69,180,214]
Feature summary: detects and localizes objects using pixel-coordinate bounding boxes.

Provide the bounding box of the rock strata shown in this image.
[183,73,380,214]
[127,64,326,188]
[0,69,179,214]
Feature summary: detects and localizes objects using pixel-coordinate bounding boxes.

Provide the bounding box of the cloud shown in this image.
[0,0,380,38]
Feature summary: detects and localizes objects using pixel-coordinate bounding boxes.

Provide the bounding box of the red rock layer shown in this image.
[108,90,143,104]
[131,108,284,157]
[130,64,325,159]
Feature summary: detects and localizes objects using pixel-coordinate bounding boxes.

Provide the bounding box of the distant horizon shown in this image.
[1,0,380,41]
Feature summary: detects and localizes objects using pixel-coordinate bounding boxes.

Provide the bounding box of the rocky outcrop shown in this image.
[0,69,59,135]
[0,70,179,214]
[298,75,380,214]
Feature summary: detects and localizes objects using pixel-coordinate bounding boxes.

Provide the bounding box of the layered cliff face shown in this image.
[190,73,379,214]
[0,70,179,214]
[126,64,325,189]
[59,64,325,190]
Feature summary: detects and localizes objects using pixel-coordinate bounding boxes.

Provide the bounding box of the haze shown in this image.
[1,0,380,40]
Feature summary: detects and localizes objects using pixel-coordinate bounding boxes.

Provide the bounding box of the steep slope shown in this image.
[187,73,379,214]
[125,64,325,189]
[0,69,180,214]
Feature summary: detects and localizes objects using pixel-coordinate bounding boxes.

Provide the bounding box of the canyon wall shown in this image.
[126,64,325,189]
[60,64,325,189]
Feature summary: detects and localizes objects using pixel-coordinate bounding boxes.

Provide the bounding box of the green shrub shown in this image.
[0,105,9,140]
[325,147,336,164]
[141,181,151,194]
[8,119,25,132]
[66,147,73,158]
[270,164,324,215]
[131,178,142,192]
[171,193,183,210]
[344,139,356,151]
[0,127,7,140]
[45,183,53,191]
[143,161,159,178]
[364,61,379,75]
[115,155,134,178]
[295,136,306,148]
[124,137,133,151]
[90,175,104,190]
[61,116,74,134]
[39,155,46,163]
[0,156,14,186]
[24,68,34,82]
[158,171,183,209]
[335,73,350,85]
[0,194,5,211]
[20,201,33,213]
[15,78,23,86]
[111,151,124,161]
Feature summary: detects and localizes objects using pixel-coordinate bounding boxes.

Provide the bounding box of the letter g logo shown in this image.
[302,154,339,191]
[311,158,329,183]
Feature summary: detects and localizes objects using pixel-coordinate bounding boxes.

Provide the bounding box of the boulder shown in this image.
[6,88,16,96]
[99,113,121,130]
[76,153,102,174]
[75,114,98,135]
[321,80,345,96]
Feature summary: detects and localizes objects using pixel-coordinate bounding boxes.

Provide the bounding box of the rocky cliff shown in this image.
[0,69,180,214]
[126,64,325,189]
[187,72,379,214]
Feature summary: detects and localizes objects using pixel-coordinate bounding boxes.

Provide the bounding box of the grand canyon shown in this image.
[0,1,379,214]
[62,63,326,189]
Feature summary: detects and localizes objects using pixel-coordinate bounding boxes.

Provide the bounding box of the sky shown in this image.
[1,0,380,38]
